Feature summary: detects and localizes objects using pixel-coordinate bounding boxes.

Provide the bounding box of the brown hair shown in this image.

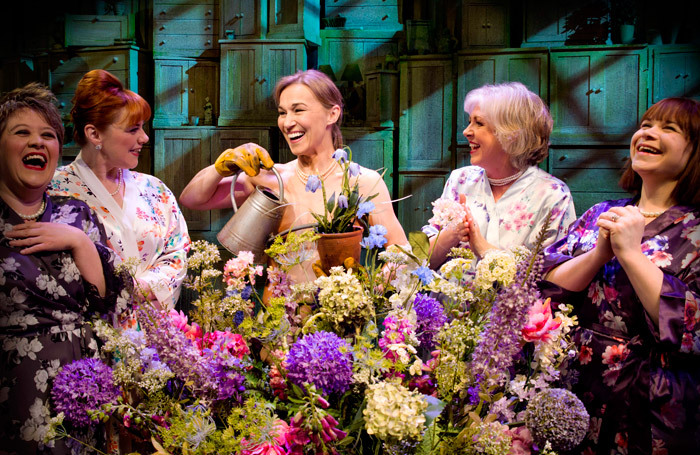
[619,97,700,206]
[0,82,64,152]
[273,69,344,149]
[71,69,151,146]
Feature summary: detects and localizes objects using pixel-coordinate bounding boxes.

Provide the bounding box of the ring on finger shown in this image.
[611,214,620,222]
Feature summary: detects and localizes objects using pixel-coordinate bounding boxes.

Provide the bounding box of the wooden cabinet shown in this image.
[154,58,219,127]
[398,56,453,171]
[154,128,214,231]
[153,0,218,57]
[49,45,148,128]
[268,0,320,46]
[324,0,401,31]
[651,45,700,103]
[365,69,398,127]
[550,46,647,145]
[318,30,399,82]
[218,40,307,125]
[455,48,548,144]
[462,1,508,47]
[398,172,448,235]
[549,146,632,216]
[220,0,263,40]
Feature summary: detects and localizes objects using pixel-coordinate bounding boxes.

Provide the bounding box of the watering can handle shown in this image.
[230,166,285,213]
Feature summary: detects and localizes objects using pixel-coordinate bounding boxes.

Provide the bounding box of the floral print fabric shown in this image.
[541,198,700,454]
[50,155,190,309]
[0,195,130,454]
[422,165,576,251]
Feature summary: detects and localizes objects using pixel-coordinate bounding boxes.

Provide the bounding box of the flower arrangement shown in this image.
[44,213,588,454]
[304,147,377,234]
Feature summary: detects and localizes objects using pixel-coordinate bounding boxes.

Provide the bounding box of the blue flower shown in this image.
[412,266,434,285]
[357,201,375,218]
[337,194,348,209]
[305,175,322,193]
[348,162,360,177]
[286,331,353,395]
[361,224,388,249]
[413,293,447,349]
[332,149,348,163]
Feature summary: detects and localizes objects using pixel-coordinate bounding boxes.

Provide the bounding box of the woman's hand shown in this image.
[214,143,274,177]
[461,196,496,258]
[595,205,645,259]
[6,221,107,296]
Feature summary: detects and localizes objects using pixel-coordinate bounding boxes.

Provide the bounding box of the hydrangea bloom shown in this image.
[51,358,120,427]
[428,198,467,230]
[412,293,447,350]
[524,388,589,451]
[286,331,353,395]
[363,381,427,441]
[474,249,518,290]
[316,267,374,332]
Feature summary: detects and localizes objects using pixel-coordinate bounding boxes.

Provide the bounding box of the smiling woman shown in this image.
[48,70,190,311]
[180,69,407,284]
[0,82,130,453]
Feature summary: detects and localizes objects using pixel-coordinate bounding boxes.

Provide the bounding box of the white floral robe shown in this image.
[422,165,576,252]
[0,195,131,454]
[49,154,190,309]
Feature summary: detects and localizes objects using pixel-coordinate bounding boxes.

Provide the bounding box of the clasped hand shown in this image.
[214,143,274,177]
[595,205,645,261]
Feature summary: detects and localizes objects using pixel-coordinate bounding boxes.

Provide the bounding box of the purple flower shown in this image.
[412,293,447,349]
[337,194,349,209]
[361,224,388,249]
[305,175,321,193]
[412,266,434,285]
[286,331,353,395]
[348,162,360,177]
[332,149,348,163]
[200,347,246,402]
[51,358,120,427]
[525,388,589,451]
[357,201,375,218]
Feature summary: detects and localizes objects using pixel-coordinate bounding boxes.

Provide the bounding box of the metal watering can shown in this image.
[217,167,287,263]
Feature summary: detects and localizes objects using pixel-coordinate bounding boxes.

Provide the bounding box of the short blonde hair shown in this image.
[464,82,552,169]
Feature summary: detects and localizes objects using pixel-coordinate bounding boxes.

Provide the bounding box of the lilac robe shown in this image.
[0,195,130,454]
[541,198,700,454]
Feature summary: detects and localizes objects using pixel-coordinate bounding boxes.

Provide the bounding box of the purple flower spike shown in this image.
[286,331,353,395]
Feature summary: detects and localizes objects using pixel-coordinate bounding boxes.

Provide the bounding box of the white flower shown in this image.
[34,369,50,393]
[15,337,43,360]
[57,256,81,283]
[20,398,51,442]
[35,275,67,300]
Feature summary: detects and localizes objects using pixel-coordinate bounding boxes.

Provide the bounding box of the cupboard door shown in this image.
[154,59,189,127]
[188,60,219,122]
[398,57,453,171]
[220,0,262,39]
[260,41,307,114]
[268,0,320,46]
[550,47,647,144]
[652,46,700,103]
[219,42,259,124]
[463,3,508,47]
[154,129,212,231]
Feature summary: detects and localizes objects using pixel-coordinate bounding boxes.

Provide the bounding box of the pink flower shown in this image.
[521,298,562,342]
[241,420,289,455]
[201,331,249,358]
[506,426,533,455]
[169,309,189,330]
[601,343,630,366]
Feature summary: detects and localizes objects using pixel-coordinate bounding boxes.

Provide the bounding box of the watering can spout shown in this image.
[216,167,287,263]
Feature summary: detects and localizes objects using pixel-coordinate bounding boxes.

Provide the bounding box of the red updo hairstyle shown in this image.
[71,69,151,146]
[619,97,700,206]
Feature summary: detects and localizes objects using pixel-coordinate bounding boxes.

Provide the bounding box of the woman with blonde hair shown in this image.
[49,69,190,310]
[424,82,576,268]
[180,69,407,282]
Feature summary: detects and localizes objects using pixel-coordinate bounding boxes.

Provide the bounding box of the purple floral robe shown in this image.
[541,198,700,455]
[0,195,130,454]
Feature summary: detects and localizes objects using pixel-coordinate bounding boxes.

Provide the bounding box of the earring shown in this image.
[95,144,102,150]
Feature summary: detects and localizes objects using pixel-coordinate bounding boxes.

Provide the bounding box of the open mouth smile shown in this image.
[22,153,48,171]
[288,131,305,143]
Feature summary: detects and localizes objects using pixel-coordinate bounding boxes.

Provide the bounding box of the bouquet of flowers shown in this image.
[304,147,377,234]
[44,206,588,454]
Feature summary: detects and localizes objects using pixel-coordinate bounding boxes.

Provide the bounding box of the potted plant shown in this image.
[610,0,639,44]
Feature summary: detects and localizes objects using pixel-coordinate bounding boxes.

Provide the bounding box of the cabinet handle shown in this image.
[207,9,212,15]
[112,57,119,63]
[159,40,166,45]
[594,88,602,94]
[401,109,407,116]
[259,77,266,84]
[160,25,165,31]
[486,22,491,28]
[255,75,261,82]
[59,102,65,108]
[160,10,166,15]
[558,155,567,161]
[585,89,594,95]
[58,59,64,65]
[205,25,211,30]
[382,15,388,20]
[190,88,195,93]
[206,39,211,45]
[414,207,420,211]
[59,81,65,87]
[683,73,690,79]
[675,74,682,79]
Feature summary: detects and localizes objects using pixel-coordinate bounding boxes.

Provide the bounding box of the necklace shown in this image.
[487,169,525,187]
[18,200,46,221]
[109,169,123,196]
[295,160,338,185]
[638,206,666,218]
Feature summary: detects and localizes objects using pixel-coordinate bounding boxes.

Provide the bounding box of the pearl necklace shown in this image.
[109,169,123,196]
[487,169,525,187]
[638,207,665,218]
[18,200,46,221]
[295,160,338,185]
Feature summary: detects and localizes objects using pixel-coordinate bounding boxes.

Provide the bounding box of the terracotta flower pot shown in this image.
[316,226,363,274]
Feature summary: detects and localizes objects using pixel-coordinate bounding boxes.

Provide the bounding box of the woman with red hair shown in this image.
[49,70,190,310]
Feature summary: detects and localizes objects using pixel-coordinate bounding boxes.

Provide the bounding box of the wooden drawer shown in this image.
[550,148,629,169]
[324,5,400,29]
[154,34,217,52]
[64,15,131,47]
[154,3,217,21]
[51,51,129,74]
[154,19,216,35]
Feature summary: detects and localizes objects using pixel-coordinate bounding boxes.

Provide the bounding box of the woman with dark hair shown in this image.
[0,83,129,453]
[541,97,700,453]
[180,69,407,282]
[423,82,576,269]
[49,69,190,310]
